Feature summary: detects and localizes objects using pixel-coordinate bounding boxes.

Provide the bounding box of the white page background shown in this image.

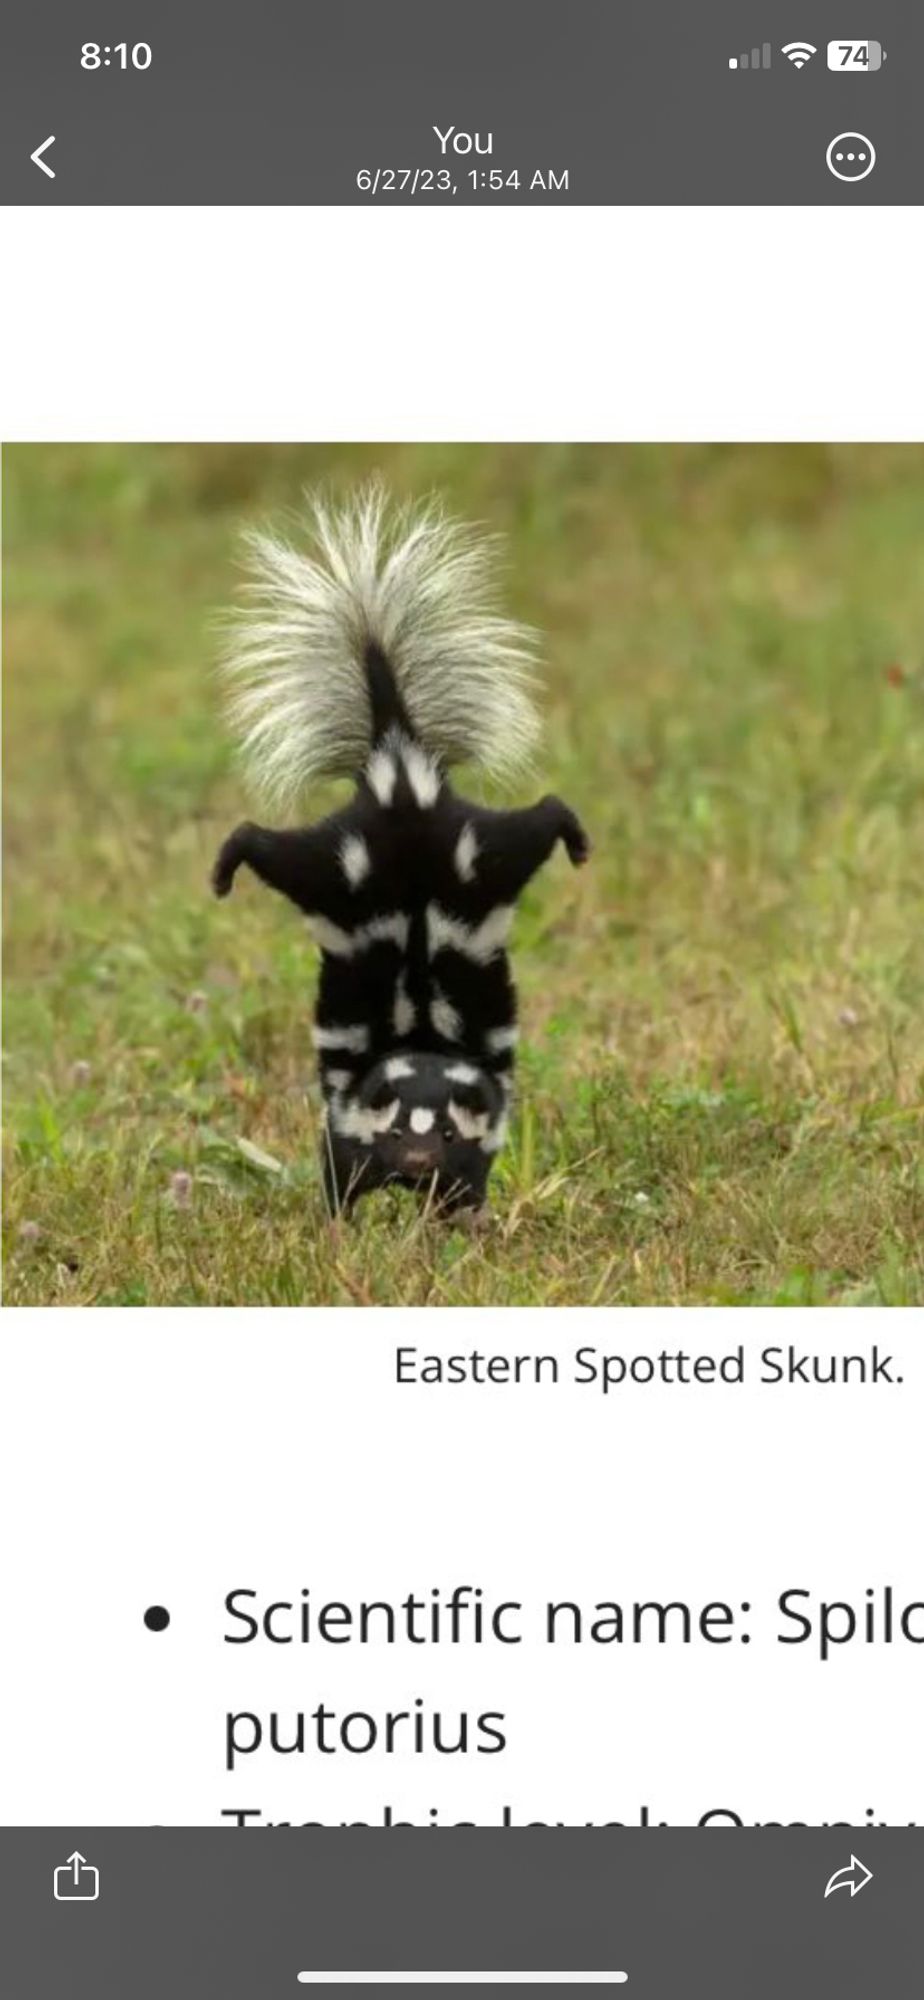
[1,204,921,1828]
[3,1312,919,1826]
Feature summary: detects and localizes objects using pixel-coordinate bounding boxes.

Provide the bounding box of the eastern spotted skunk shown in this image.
[212,487,589,1214]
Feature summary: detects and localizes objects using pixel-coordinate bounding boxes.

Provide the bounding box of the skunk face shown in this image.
[353,1051,507,1189]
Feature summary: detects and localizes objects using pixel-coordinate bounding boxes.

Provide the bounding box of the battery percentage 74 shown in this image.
[827,41,886,70]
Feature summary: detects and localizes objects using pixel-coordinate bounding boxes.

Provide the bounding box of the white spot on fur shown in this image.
[366,748,397,806]
[430,989,463,1041]
[392,975,416,1037]
[426,901,514,965]
[401,737,440,807]
[486,1023,518,1052]
[340,834,371,888]
[385,1056,415,1081]
[454,823,479,882]
[445,1062,480,1085]
[331,1096,400,1144]
[312,1022,370,1054]
[410,1107,436,1135]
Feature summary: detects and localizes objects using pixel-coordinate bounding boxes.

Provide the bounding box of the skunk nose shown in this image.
[400,1144,441,1175]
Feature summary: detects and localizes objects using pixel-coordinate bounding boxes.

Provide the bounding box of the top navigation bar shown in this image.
[1,2,921,206]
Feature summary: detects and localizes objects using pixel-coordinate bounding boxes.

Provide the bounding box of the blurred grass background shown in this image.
[3,442,923,1305]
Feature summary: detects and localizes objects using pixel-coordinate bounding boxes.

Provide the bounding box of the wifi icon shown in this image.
[782,41,818,68]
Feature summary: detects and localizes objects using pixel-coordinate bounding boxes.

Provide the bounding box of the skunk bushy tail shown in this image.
[218,484,542,812]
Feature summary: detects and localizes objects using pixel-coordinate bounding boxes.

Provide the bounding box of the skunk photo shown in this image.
[212,487,589,1215]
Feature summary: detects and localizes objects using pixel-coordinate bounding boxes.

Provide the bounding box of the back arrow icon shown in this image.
[824,1854,873,1899]
[31,136,56,178]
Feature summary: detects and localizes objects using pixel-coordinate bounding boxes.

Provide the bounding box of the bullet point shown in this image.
[144,1605,170,1632]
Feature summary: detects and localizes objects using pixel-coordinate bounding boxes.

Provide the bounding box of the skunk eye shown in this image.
[442,1124,456,1143]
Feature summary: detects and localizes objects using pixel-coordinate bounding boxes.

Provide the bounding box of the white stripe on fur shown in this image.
[366,747,397,806]
[448,1099,491,1141]
[430,989,463,1041]
[454,823,479,882]
[306,911,409,958]
[305,913,355,957]
[355,912,409,952]
[331,1096,400,1145]
[426,901,514,964]
[481,1112,510,1154]
[323,1068,353,1094]
[392,976,416,1037]
[401,737,441,807]
[312,1023,370,1053]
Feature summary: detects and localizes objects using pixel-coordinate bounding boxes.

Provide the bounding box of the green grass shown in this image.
[3,442,924,1305]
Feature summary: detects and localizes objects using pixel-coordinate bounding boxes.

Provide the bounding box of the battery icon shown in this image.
[827,40,886,70]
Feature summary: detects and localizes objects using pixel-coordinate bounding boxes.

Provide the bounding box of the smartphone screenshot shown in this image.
[2,4,922,1995]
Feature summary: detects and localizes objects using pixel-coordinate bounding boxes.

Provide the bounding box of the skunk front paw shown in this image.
[211,824,253,898]
[561,812,591,867]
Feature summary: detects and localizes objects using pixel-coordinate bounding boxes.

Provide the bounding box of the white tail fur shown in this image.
[219,485,541,810]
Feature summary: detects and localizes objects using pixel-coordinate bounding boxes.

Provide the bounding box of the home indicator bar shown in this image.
[296,1978,629,1987]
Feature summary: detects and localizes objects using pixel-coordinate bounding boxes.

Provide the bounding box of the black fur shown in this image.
[213,640,588,1214]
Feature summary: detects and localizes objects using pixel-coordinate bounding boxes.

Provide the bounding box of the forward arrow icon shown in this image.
[824,1854,873,1899]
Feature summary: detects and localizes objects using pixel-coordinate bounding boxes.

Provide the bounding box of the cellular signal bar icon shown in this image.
[729,43,772,70]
